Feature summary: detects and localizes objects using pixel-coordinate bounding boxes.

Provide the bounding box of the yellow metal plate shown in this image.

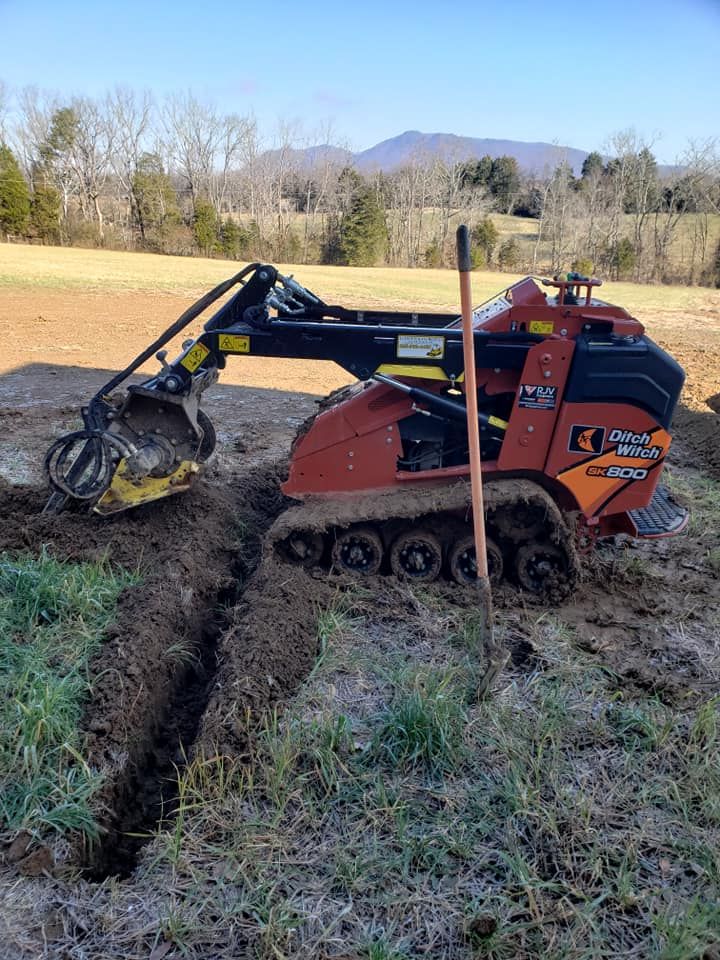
[219,333,250,353]
[377,364,450,382]
[180,342,210,372]
[529,320,554,335]
[94,459,200,515]
[488,415,509,429]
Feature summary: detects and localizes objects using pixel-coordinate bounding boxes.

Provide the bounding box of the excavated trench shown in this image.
[0,464,331,878]
[85,570,244,880]
[8,434,710,878]
[0,459,592,879]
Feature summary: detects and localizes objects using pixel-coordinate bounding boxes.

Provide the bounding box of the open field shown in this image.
[1,244,719,958]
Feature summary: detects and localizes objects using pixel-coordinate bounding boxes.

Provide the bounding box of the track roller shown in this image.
[389,529,442,582]
[492,501,547,541]
[515,542,568,593]
[448,535,503,586]
[331,526,383,576]
[282,531,325,567]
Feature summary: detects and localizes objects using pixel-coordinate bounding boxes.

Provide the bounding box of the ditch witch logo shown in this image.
[569,425,663,460]
[568,425,605,454]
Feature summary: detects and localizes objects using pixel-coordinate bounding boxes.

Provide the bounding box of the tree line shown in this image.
[0,83,719,286]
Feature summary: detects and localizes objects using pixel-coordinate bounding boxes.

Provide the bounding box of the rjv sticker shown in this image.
[569,425,606,454]
[518,384,557,410]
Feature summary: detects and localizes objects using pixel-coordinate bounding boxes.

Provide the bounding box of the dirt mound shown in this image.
[672,403,720,480]
[198,561,338,755]
[658,340,720,481]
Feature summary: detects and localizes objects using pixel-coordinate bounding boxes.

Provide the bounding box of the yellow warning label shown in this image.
[180,342,210,372]
[529,320,554,335]
[218,334,250,353]
[488,415,509,430]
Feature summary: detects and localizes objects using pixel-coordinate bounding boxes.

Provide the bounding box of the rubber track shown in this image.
[268,477,580,586]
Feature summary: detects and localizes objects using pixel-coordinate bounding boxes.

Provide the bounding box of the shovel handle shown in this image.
[456,224,472,273]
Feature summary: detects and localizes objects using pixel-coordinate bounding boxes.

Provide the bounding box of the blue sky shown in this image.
[0,0,718,162]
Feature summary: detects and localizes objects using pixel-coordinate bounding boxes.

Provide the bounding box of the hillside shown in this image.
[270,129,590,174]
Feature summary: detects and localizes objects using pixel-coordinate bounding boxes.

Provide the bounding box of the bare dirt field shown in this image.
[1,255,720,958]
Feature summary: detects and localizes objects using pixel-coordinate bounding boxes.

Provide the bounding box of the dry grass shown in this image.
[1,244,720,323]
[4,562,720,960]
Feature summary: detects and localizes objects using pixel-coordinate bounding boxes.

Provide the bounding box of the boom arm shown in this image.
[41,263,633,515]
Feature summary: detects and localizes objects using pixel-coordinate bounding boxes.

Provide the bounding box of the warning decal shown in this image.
[180,342,210,372]
[219,334,250,353]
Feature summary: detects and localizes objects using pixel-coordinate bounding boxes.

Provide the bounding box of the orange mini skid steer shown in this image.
[45,265,688,593]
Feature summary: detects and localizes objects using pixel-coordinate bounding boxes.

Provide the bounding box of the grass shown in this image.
[370,668,467,775]
[0,548,138,841]
[35,581,713,959]
[1,243,719,323]
[664,468,720,585]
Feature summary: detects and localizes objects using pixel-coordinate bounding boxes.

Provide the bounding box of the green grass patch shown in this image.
[370,668,467,775]
[0,548,138,839]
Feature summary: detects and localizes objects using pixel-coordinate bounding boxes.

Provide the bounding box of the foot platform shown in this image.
[628,485,689,539]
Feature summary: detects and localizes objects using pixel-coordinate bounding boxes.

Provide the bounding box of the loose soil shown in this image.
[0,282,719,955]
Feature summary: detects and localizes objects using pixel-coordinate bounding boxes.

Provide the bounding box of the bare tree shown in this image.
[65,97,114,239]
[162,92,220,206]
[13,86,55,177]
[385,149,438,266]
[107,87,153,240]
[161,92,253,216]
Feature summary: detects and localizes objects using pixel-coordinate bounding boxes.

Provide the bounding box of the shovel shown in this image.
[456,225,507,697]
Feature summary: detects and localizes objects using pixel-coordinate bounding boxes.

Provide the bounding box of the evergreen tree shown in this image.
[0,144,30,237]
[219,219,250,260]
[488,157,520,212]
[339,183,388,266]
[472,217,499,265]
[459,155,493,190]
[30,183,61,243]
[497,237,520,271]
[193,201,219,255]
[580,151,604,180]
[612,237,636,279]
[131,153,180,242]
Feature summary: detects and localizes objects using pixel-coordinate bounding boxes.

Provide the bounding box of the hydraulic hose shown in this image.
[86,263,260,426]
[44,264,260,509]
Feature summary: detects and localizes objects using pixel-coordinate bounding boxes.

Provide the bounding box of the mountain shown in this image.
[270,131,590,175]
[265,132,677,177]
[351,130,589,175]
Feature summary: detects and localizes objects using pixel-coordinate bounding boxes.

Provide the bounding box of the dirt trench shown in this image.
[0,464,337,877]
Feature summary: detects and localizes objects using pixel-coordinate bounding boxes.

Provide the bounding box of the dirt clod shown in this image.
[17,846,54,878]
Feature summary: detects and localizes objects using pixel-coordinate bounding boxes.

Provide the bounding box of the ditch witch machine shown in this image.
[44,264,688,593]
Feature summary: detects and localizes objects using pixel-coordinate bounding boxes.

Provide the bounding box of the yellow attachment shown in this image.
[94,459,200,515]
